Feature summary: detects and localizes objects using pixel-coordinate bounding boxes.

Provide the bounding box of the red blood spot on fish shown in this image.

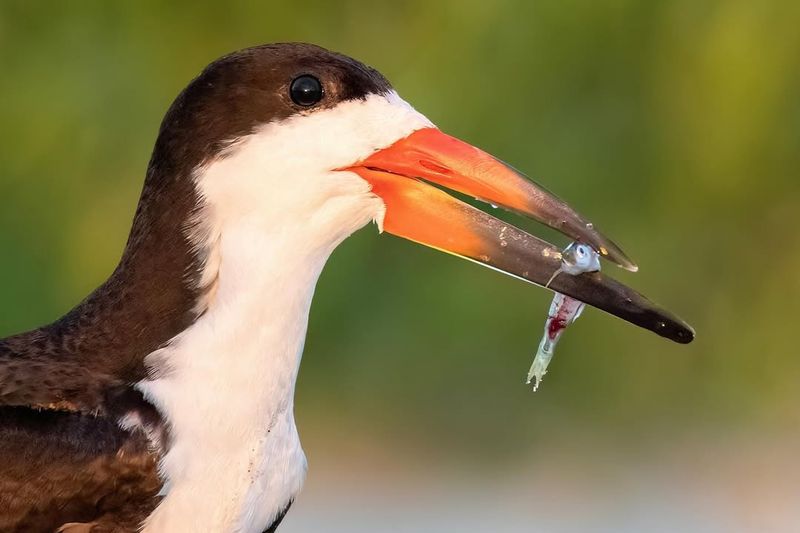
[548,317,567,340]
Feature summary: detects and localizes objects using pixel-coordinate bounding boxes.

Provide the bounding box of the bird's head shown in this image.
[134,42,691,342]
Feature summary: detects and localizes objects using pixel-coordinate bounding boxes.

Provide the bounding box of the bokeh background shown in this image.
[1,1,799,531]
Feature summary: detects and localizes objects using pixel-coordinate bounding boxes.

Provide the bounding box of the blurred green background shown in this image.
[1,1,799,531]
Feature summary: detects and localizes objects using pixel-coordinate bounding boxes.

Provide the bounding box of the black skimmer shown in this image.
[0,43,694,532]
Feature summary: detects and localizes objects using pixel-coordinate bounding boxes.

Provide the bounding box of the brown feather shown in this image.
[0,407,160,532]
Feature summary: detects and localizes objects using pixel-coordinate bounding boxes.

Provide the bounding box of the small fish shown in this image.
[527,243,601,391]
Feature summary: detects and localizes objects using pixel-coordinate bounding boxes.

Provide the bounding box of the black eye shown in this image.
[290,75,323,107]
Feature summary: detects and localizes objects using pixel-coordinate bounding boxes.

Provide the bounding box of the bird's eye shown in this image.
[290,75,323,107]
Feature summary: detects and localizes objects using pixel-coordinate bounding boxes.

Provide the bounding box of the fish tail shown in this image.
[526,334,555,390]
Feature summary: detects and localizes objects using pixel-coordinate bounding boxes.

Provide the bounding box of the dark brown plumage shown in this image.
[0,407,160,532]
[0,42,393,531]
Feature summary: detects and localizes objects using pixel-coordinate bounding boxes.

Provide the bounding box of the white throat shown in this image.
[137,92,432,532]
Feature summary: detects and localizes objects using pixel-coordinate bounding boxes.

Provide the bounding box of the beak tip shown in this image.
[655,312,696,344]
[591,237,638,273]
[677,323,696,344]
[607,251,638,272]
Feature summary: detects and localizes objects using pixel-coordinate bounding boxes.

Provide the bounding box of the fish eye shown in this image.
[290,75,323,107]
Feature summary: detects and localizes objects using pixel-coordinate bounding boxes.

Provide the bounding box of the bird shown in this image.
[0,42,694,532]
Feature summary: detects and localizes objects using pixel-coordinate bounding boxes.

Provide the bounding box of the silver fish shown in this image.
[527,243,601,391]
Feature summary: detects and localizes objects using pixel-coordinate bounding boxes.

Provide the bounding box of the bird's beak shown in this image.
[345,127,694,343]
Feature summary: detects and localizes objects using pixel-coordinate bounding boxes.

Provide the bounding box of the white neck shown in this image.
[135,91,431,532]
[137,181,383,532]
